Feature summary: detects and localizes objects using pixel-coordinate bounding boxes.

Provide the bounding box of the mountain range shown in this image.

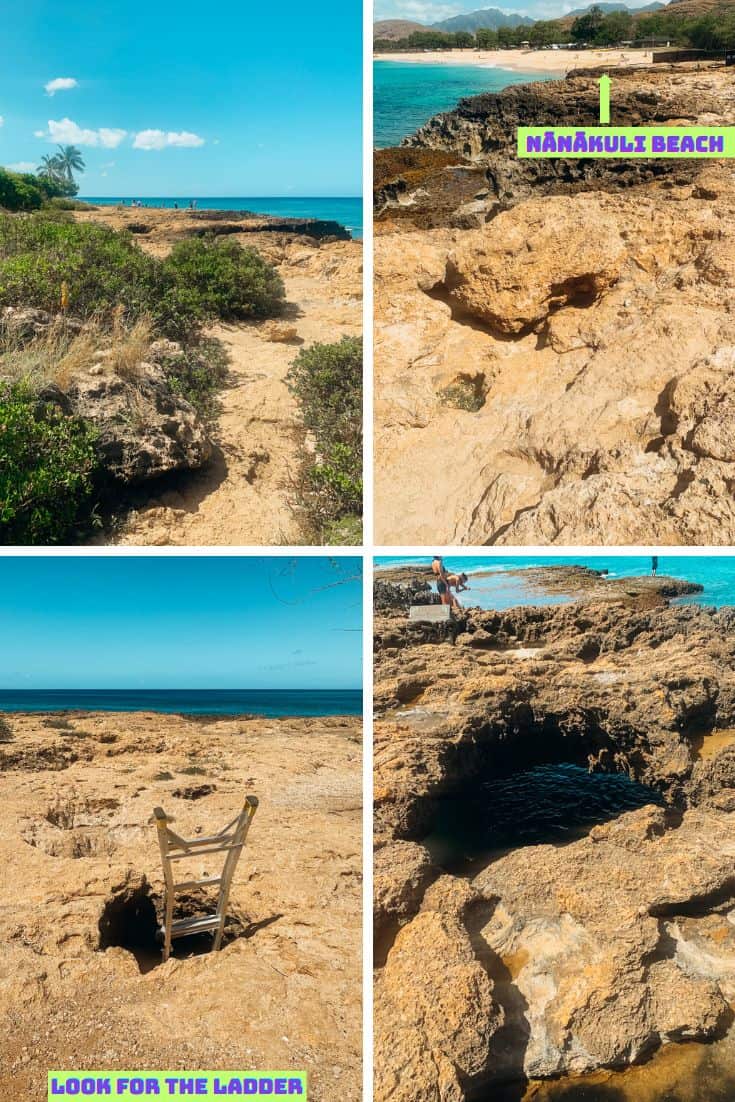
[375,0,668,38]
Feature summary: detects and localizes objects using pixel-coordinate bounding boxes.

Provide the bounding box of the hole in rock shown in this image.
[22,797,121,858]
[98,884,265,973]
[425,763,664,876]
[98,882,161,973]
[438,373,488,412]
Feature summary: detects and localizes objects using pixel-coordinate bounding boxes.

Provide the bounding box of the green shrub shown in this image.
[0,215,160,319]
[46,197,95,212]
[164,237,286,320]
[0,169,45,212]
[286,336,363,543]
[0,216,285,342]
[165,338,229,417]
[0,382,100,544]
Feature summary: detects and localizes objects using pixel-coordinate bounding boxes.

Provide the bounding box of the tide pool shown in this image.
[376,556,735,610]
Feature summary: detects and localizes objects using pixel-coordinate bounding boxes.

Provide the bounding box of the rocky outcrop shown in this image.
[69,360,212,483]
[374,63,735,545]
[376,64,731,227]
[374,577,735,1099]
[375,160,735,544]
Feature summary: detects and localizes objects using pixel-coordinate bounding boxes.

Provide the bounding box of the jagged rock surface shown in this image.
[374,64,735,545]
[373,577,735,1099]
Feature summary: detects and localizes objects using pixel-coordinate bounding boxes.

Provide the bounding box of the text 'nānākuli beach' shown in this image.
[518,127,735,158]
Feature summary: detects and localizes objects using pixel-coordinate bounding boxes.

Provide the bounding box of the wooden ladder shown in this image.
[153,795,258,962]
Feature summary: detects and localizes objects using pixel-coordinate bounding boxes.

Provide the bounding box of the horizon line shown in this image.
[79,193,363,200]
[0,686,363,692]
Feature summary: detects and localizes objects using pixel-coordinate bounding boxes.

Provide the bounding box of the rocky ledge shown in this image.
[373,574,735,1100]
[374,63,735,545]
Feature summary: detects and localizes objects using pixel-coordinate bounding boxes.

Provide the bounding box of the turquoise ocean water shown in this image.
[376,556,735,610]
[374,60,555,147]
[0,689,362,716]
[81,196,363,239]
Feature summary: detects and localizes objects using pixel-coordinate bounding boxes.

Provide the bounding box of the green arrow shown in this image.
[599,74,611,124]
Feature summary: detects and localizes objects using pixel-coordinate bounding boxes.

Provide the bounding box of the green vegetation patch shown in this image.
[0,216,285,342]
[286,336,363,544]
[438,373,488,412]
[164,237,286,321]
[0,381,100,544]
[164,338,230,419]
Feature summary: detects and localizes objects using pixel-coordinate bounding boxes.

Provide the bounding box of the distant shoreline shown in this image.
[374,46,655,74]
[79,195,364,238]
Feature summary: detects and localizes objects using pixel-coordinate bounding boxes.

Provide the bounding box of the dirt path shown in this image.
[113,239,362,545]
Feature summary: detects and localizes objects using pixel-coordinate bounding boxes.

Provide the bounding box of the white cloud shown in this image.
[6,161,36,172]
[374,0,466,22]
[0,116,4,128]
[40,118,127,148]
[34,129,45,138]
[45,77,78,96]
[133,128,205,150]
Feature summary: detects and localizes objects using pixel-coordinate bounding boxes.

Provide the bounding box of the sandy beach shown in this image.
[374,46,655,73]
[0,711,362,1101]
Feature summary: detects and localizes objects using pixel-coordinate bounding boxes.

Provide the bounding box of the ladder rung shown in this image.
[169,914,222,937]
[167,833,235,850]
[173,876,222,891]
[168,843,242,861]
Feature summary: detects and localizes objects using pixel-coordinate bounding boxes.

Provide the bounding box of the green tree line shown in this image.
[375,6,735,52]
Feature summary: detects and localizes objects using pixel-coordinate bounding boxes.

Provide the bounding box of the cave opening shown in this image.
[422,709,666,876]
[426,763,665,875]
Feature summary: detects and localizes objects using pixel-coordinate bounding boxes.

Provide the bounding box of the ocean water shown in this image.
[376,555,735,610]
[0,689,362,717]
[81,196,363,239]
[374,60,556,147]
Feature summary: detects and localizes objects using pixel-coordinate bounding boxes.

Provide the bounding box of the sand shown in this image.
[72,207,362,546]
[374,47,655,73]
[0,711,362,1100]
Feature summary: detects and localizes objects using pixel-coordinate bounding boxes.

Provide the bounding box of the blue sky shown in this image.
[375,0,657,25]
[0,557,362,689]
[0,0,361,197]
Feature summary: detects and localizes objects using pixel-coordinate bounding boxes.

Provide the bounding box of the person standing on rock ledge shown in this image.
[652,556,658,577]
[432,555,452,606]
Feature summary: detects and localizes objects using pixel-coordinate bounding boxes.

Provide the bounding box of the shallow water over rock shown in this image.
[503,1025,735,1102]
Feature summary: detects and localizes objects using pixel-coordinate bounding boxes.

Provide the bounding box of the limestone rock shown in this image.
[443,197,626,335]
[68,362,212,484]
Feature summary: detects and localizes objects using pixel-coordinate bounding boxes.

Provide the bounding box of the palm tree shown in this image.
[36,153,65,182]
[55,144,85,185]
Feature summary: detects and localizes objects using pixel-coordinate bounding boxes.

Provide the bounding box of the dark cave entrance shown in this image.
[426,763,665,875]
[420,708,668,876]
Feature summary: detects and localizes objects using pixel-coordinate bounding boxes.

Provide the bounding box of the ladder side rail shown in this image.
[213,800,258,951]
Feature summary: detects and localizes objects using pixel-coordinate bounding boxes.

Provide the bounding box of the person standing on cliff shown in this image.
[651,556,658,576]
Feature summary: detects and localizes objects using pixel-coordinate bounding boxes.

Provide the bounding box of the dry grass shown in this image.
[0,314,155,390]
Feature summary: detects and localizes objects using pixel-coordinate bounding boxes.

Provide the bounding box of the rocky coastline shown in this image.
[374,62,735,544]
[0,711,362,1101]
[373,568,735,1099]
